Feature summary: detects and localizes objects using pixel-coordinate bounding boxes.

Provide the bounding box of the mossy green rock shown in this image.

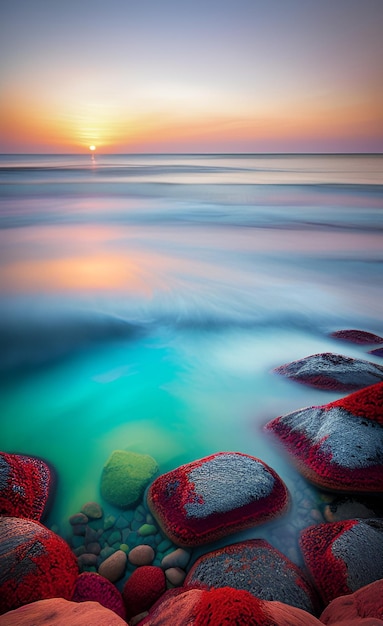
[100,450,158,509]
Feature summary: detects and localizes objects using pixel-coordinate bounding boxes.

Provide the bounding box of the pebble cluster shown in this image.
[68,500,191,591]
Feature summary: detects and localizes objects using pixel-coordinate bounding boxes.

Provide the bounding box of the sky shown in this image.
[1,0,382,153]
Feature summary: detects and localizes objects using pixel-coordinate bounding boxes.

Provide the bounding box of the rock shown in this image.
[128,544,155,566]
[273,352,383,391]
[0,516,78,615]
[147,451,289,547]
[138,587,322,626]
[369,346,383,357]
[0,452,54,521]
[69,512,88,525]
[329,329,383,344]
[161,547,191,570]
[98,549,127,583]
[78,553,98,568]
[265,382,383,492]
[184,539,319,614]
[165,567,186,586]
[138,523,157,536]
[81,501,103,519]
[100,450,158,509]
[122,565,166,619]
[323,496,383,522]
[72,572,126,619]
[319,579,383,624]
[85,541,101,555]
[300,519,383,604]
[0,597,127,625]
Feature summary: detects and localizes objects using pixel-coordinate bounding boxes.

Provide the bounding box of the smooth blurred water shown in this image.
[1,153,382,549]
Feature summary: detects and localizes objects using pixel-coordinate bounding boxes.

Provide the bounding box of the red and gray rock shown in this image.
[300,519,383,605]
[265,382,383,492]
[184,539,320,614]
[0,452,54,521]
[0,516,78,615]
[273,352,383,391]
[147,452,289,547]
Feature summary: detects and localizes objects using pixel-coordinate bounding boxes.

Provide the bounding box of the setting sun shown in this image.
[89,145,96,151]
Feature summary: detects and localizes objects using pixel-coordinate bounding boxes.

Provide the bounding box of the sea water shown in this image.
[1,154,382,556]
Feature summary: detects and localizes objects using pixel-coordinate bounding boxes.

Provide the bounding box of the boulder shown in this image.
[122,565,166,619]
[0,452,54,521]
[138,587,322,626]
[72,572,126,619]
[0,516,78,615]
[147,452,289,547]
[100,450,158,509]
[265,382,383,492]
[319,578,383,625]
[0,597,127,625]
[300,519,383,604]
[184,539,319,614]
[273,353,383,391]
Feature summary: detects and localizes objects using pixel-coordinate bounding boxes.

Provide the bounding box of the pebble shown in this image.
[69,512,88,525]
[86,541,101,555]
[161,548,191,570]
[128,544,155,566]
[138,523,157,537]
[165,567,186,586]
[72,524,86,536]
[104,515,116,530]
[78,553,98,568]
[81,501,103,519]
[108,530,122,545]
[98,549,127,583]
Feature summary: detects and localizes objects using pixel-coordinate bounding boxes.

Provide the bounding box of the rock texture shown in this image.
[300,519,383,604]
[100,450,158,509]
[147,452,289,547]
[0,598,127,625]
[184,539,319,614]
[265,382,383,492]
[0,452,54,521]
[122,565,166,619]
[0,516,78,615]
[273,352,383,391]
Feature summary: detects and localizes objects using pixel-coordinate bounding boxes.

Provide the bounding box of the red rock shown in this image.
[0,516,78,615]
[0,597,127,625]
[123,565,166,619]
[72,572,126,619]
[184,539,320,614]
[265,383,383,492]
[0,452,54,521]
[300,519,383,605]
[319,579,383,624]
[330,329,383,345]
[138,587,322,625]
[147,452,289,547]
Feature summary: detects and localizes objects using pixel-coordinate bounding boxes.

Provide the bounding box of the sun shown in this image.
[89,145,96,151]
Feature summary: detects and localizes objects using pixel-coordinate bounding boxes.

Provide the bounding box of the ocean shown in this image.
[1,153,382,558]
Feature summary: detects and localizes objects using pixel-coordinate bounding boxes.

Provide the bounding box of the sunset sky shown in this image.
[1,0,382,154]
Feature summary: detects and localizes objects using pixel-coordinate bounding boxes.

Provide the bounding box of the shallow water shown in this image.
[1,153,382,558]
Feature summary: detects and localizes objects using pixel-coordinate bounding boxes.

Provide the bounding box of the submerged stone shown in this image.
[329,329,383,345]
[265,382,383,492]
[100,450,158,509]
[147,452,289,547]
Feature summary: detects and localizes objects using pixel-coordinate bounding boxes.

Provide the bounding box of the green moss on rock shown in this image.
[100,450,158,509]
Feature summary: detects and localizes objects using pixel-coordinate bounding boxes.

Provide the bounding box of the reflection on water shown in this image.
[0,154,382,561]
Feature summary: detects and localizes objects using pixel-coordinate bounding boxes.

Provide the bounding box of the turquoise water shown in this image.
[1,154,382,551]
